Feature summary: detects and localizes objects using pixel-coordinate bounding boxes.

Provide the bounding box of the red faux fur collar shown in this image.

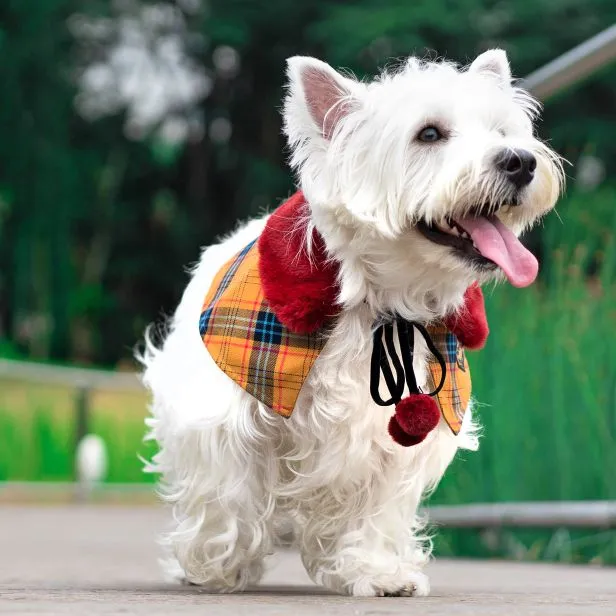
[258,191,341,334]
[258,191,488,349]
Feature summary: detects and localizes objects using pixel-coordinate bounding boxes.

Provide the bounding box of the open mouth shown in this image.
[416,206,539,288]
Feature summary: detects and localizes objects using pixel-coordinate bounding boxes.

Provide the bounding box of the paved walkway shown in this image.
[1,506,614,615]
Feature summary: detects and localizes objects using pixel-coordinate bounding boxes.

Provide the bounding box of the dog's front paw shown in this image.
[351,569,430,597]
[380,581,427,597]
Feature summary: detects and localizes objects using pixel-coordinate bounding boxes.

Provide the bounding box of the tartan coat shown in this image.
[199,229,473,436]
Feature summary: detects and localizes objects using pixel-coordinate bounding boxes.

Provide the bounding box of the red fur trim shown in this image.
[258,191,341,334]
[443,282,489,350]
[259,192,489,346]
[388,416,429,447]
[395,394,441,435]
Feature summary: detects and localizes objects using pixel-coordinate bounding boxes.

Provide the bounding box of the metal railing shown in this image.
[1,478,615,530]
[523,24,616,100]
[3,359,615,524]
[429,501,616,529]
[0,358,142,391]
[0,358,143,485]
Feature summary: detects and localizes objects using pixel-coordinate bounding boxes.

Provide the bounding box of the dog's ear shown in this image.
[469,49,511,86]
[284,56,361,140]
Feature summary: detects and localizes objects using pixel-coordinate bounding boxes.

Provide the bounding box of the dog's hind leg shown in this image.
[146,393,281,592]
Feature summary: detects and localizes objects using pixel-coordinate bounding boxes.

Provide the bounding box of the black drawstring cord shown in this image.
[370,318,447,407]
[370,322,404,406]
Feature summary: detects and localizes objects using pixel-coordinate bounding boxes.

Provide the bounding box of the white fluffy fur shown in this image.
[141,50,563,597]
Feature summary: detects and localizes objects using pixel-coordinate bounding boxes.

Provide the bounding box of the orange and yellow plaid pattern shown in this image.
[200,239,471,431]
[425,324,472,435]
[199,239,328,417]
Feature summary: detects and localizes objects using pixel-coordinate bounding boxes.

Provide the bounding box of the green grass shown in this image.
[0,383,155,483]
[429,207,616,564]
[436,262,616,505]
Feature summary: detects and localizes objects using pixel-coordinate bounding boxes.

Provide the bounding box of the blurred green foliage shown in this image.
[0,0,615,364]
[431,222,616,563]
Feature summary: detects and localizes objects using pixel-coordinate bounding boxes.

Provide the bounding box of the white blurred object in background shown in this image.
[76,434,108,498]
[576,154,606,191]
[71,1,212,143]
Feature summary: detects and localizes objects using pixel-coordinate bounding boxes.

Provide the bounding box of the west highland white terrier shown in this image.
[141,49,563,597]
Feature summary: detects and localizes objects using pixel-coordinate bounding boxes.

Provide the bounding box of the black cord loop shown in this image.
[370,318,447,407]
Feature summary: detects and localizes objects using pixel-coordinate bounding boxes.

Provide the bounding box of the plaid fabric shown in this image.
[199,239,328,417]
[200,240,471,429]
[425,324,472,435]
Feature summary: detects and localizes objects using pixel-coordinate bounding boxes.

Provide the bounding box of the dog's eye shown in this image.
[417,126,442,143]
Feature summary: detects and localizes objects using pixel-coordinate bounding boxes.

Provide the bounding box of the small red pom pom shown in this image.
[395,394,441,435]
[387,394,441,447]
[388,416,428,447]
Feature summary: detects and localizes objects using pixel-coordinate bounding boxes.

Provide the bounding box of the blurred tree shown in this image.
[0,0,84,359]
[0,0,614,364]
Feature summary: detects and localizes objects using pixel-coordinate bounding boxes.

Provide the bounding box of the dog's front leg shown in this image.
[290,429,456,599]
[296,477,432,597]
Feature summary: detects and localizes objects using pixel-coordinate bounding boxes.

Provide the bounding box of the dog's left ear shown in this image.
[284,56,362,141]
[469,49,511,86]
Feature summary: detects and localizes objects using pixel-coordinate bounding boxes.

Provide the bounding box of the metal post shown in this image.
[74,386,90,482]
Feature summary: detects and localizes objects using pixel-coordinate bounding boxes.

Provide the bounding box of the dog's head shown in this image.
[283,50,564,317]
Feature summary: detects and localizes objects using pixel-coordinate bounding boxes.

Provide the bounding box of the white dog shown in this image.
[141,49,563,597]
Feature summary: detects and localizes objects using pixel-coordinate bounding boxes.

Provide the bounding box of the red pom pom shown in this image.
[395,394,441,435]
[443,282,489,350]
[388,416,428,447]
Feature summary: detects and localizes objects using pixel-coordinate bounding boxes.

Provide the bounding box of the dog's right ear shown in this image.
[284,57,361,141]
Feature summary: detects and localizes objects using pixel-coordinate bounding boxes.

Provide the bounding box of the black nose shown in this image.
[495,148,537,188]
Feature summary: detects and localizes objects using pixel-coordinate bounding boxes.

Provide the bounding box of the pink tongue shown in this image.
[455,215,538,287]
